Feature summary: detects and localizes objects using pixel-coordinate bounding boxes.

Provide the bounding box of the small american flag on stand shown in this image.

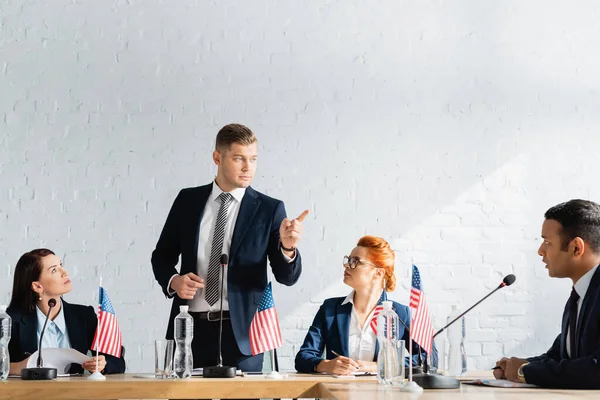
[369,290,387,335]
[249,282,283,356]
[91,286,122,358]
[409,265,434,354]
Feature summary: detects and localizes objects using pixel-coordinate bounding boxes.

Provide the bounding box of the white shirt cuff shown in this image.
[167,274,178,297]
[281,248,296,263]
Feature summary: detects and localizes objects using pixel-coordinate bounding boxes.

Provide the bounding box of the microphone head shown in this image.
[48,298,57,307]
[220,254,228,266]
[502,274,516,287]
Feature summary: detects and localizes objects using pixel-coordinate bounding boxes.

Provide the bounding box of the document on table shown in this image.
[462,379,538,388]
[26,348,90,374]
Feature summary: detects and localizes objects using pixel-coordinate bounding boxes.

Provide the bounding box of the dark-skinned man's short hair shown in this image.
[545,199,600,253]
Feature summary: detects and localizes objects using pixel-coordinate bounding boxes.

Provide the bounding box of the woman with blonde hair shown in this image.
[295,236,432,374]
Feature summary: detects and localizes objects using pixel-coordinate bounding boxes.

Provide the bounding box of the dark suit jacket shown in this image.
[295,297,436,372]
[7,300,126,374]
[524,267,600,388]
[151,184,302,355]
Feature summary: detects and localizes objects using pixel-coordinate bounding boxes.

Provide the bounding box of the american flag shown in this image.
[369,290,387,335]
[249,282,283,356]
[409,265,434,354]
[91,287,122,358]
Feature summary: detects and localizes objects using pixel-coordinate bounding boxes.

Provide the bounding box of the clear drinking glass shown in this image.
[155,339,174,379]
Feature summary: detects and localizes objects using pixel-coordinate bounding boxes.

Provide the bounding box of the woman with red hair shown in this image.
[295,236,432,375]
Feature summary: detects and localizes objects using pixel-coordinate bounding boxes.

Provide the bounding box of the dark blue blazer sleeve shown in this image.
[526,334,561,363]
[524,348,600,389]
[295,302,328,373]
[267,201,302,286]
[151,190,184,297]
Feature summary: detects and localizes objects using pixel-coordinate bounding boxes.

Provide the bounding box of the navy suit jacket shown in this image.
[295,297,436,373]
[7,300,126,374]
[151,184,302,355]
[524,267,600,388]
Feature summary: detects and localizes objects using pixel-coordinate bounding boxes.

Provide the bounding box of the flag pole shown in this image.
[396,266,422,393]
[88,276,106,381]
[96,276,100,371]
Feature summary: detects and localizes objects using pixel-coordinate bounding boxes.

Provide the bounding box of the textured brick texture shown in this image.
[1,1,600,373]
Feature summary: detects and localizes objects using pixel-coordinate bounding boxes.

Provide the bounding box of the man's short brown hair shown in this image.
[216,124,257,152]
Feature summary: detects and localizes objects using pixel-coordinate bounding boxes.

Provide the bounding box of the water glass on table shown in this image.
[155,339,174,379]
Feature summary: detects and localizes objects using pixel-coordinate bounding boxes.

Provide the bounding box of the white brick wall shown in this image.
[1,0,600,373]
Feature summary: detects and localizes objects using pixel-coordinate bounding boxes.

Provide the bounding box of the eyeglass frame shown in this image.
[343,255,380,270]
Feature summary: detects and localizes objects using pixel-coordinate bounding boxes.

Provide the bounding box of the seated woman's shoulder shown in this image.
[389,300,410,315]
[63,301,96,315]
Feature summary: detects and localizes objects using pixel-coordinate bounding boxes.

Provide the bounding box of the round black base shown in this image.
[412,373,461,389]
[202,365,236,378]
[21,367,58,380]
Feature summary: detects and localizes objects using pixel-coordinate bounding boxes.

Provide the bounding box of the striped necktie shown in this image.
[204,192,234,306]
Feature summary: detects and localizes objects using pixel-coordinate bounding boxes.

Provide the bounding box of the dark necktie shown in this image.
[204,192,233,306]
[568,287,580,358]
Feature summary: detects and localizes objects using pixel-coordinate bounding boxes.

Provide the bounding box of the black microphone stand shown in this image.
[21,299,58,380]
[412,275,516,389]
[203,255,236,378]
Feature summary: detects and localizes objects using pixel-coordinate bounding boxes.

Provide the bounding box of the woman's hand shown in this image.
[82,355,106,373]
[356,360,377,373]
[9,357,30,376]
[316,356,359,375]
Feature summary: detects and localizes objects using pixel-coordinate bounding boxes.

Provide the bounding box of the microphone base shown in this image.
[412,373,460,389]
[202,365,236,378]
[21,367,58,380]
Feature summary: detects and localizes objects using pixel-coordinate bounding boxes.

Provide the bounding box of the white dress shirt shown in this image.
[342,291,379,362]
[566,264,598,357]
[36,299,72,350]
[168,181,295,312]
[187,182,246,312]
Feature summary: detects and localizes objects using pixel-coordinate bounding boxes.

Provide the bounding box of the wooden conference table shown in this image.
[2,372,599,400]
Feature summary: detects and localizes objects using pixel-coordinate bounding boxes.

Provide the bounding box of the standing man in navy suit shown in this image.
[151,124,308,371]
[494,199,600,388]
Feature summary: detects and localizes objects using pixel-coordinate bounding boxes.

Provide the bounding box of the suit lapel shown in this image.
[229,187,260,260]
[190,184,213,271]
[574,267,600,357]
[19,312,38,355]
[62,301,87,354]
[560,304,569,358]
[336,301,353,357]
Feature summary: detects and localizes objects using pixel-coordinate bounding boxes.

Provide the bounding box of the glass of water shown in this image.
[155,339,174,379]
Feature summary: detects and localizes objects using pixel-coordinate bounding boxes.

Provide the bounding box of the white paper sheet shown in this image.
[462,379,538,388]
[26,348,90,374]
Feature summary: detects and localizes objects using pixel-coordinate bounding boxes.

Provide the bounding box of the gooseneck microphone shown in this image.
[413,274,517,389]
[433,274,516,341]
[21,298,59,380]
[203,254,236,378]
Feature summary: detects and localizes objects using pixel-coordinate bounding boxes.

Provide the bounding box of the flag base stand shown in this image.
[265,371,284,379]
[87,371,106,381]
[412,373,460,389]
[203,365,236,378]
[394,381,424,393]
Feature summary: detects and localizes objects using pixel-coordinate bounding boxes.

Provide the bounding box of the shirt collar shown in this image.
[211,181,246,203]
[341,290,355,306]
[574,264,599,300]
[36,298,68,335]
